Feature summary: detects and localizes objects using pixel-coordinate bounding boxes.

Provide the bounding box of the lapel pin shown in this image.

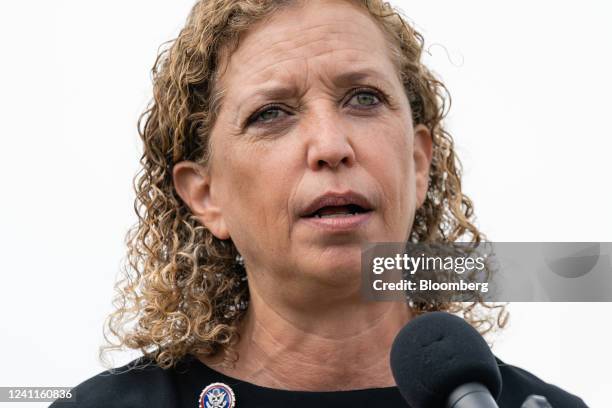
[199,382,236,408]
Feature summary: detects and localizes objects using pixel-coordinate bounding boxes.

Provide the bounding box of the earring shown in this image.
[235,254,245,267]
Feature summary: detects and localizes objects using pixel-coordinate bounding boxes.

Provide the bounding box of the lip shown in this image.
[300,191,374,217]
[298,190,374,232]
[300,211,373,231]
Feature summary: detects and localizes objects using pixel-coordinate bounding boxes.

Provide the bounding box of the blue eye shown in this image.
[248,105,286,126]
[348,91,381,107]
[257,108,282,122]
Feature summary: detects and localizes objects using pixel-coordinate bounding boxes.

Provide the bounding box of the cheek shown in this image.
[362,115,414,194]
[214,139,296,249]
[357,115,416,234]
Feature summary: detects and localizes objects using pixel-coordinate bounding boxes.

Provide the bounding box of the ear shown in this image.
[413,124,433,208]
[172,161,230,240]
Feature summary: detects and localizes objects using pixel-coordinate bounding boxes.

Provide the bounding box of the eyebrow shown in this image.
[229,68,396,120]
[333,68,395,89]
[245,85,301,104]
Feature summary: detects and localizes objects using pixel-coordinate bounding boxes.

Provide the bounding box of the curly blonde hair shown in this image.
[102,0,507,370]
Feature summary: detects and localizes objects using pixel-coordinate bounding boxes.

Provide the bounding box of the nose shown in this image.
[305,109,356,171]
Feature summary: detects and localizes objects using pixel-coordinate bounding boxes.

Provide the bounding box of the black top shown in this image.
[50,354,587,407]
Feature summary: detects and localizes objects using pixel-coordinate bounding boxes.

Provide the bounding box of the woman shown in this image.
[51,0,586,407]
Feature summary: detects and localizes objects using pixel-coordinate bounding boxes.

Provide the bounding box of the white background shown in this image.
[0,0,611,406]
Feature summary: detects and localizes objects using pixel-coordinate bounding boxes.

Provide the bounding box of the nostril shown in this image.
[316,155,352,170]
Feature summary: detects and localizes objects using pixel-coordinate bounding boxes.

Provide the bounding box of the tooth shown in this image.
[319,213,353,218]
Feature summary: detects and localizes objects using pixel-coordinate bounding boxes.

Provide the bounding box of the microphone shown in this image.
[390,311,502,408]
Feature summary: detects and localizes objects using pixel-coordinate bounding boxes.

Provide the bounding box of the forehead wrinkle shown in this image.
[240,18,380,53]
[234,32,386,79]
[228,28,392,95]
[244,45,386,87]
[235,55,392,99]
[215,2,401,124]
[231,6,391,71]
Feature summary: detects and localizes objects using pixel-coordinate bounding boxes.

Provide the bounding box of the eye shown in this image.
[347,89,382,108]
[247,105,287,126]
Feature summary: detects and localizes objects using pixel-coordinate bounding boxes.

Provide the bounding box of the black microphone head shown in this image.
[390,311,502,408]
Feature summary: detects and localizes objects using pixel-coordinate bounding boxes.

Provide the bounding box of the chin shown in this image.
[303,248,363,285]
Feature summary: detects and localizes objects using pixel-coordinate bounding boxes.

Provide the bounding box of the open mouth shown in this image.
[307,204,371,218]
[300,191,375,220]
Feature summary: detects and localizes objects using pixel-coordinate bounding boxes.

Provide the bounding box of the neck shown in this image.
[198,280,412,391]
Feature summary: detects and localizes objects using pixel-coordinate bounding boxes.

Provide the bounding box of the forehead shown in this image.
[217,0,398,93]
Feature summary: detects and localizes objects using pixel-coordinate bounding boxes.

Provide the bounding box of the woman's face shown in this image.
[175,0,431,289]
